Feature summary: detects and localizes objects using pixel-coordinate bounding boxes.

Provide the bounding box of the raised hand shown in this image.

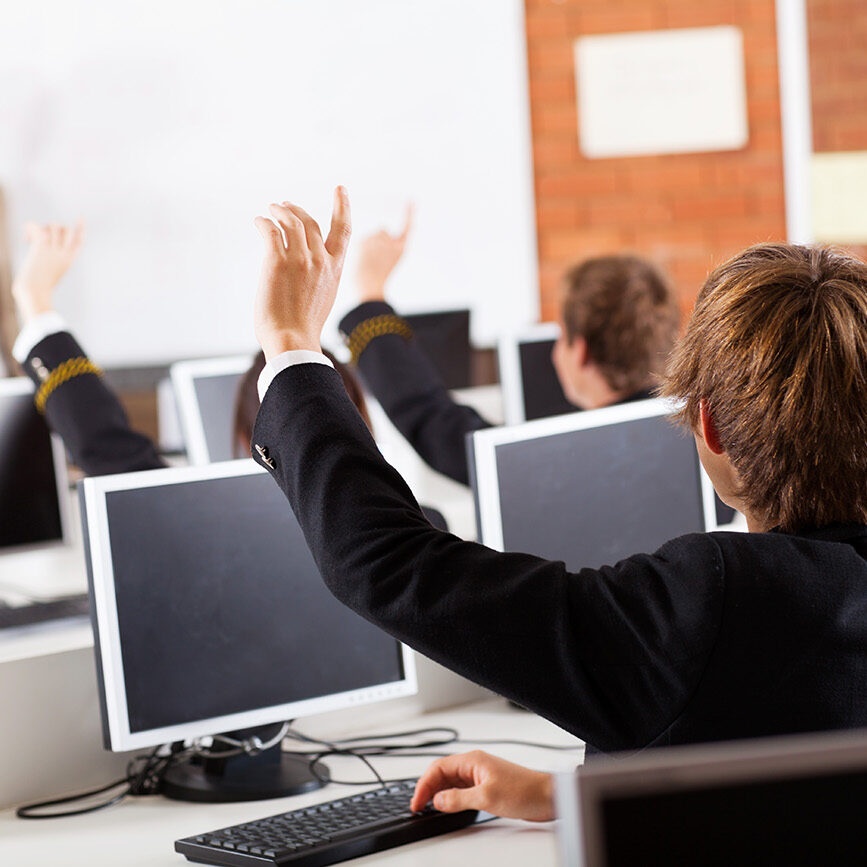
[12,221,84,323]
[410,751,555,822]
[356,204,413,303]
[253,187,351,360]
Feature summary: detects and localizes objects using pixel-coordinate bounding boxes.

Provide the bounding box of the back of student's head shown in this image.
[664,243,867,532]
[233,349,371,458]
[560,255,680,394]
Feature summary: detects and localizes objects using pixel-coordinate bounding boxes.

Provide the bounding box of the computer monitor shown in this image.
[81,460,416,801]
[555,727,867,866]
[0,378,70,552]
[469,399,717,570]
[498,322,575,425]
[170,355,253,465]
[404,309,472,390]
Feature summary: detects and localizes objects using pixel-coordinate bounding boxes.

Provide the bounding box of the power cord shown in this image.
[15,723,582,818]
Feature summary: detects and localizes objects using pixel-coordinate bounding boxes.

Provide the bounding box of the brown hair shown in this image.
[662,243,867,532]
[232,348,372,458]
[561,255,680,394]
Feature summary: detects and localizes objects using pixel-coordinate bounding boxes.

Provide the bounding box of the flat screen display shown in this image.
[191,372,244,462]
[0,383,63,549]
[517,339,575,421]
[493,413,705,569]
[103,471,404,734]
[405,310,472,390]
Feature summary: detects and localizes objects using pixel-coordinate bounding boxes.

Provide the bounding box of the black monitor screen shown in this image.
[518,339,575,421]
[191,372,245,462]
[405,310,472,390]
[103,472,404,734]
[600,769,867,866]
[493,414,704,570]
[0,386,63,549]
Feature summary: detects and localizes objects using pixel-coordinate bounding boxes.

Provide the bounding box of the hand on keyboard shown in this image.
[175,778,480,866]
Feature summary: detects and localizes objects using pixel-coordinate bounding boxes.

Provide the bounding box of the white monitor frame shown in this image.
[497,321,563,426]
[169,354,254,465]
[0,377,72,552]
[471,397,718,554]
[556,726,867,867]
[82,458,417,752]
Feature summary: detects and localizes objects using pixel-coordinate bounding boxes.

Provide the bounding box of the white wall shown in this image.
[0,0,538,364]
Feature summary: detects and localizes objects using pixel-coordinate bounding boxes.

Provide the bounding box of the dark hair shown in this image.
[232,349,371,458]
[561,255,680,394]
[662,243,867,532]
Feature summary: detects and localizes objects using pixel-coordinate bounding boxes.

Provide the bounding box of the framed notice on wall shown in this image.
[575,26,749,159]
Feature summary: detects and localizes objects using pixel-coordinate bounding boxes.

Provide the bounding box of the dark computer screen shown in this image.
[0,384,63,549]
[517,339,575,421]
[103,471,404,734]
[493,414,704,570]
[404,309,472,390]
[601,769,867,866]
[191,372,244,462]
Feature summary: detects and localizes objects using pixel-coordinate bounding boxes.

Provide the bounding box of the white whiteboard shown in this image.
[0,0,538,365]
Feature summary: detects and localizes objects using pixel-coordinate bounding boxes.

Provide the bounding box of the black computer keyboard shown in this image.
[0,594,90,630]
[175,778,480,866]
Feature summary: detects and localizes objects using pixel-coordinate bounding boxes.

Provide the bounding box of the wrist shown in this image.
[531,773,556,822]
[357,278,386,303]
[259,330,322,362]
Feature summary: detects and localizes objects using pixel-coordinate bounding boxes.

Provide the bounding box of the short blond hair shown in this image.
[662,243,867,532]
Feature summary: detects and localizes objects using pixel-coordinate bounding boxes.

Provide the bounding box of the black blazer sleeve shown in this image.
[252,364,725,752]
[339,301,491,485]
[20,331,164,475]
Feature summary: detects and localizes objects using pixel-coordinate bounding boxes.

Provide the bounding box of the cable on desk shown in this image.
[15,722,582,818]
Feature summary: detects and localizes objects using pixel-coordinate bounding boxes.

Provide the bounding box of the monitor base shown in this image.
[162,745,328,803]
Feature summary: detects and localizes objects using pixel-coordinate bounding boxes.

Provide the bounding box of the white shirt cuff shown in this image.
[257,350,334,402]
[13,312,68,363]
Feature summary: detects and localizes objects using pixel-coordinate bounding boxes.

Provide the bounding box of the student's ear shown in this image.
[569,335,589,369]
[699,400,725,455]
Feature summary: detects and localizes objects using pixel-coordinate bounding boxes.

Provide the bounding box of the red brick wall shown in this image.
[807,0,867,261]
[808,0,867,153]
[524,0,787,321]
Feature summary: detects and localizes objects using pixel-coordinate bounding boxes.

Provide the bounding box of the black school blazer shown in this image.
[252,362,867,753]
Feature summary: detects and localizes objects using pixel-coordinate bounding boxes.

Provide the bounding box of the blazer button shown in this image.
[254,444,276,470]
[31,357,49,381]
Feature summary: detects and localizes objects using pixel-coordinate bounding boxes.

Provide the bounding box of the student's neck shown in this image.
[579,376,648,411]
[744,512,771,533]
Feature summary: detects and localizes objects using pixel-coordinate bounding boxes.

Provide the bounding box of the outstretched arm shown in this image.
[250,191,725,753]
[12,222,163,475]
[339,209,490,485]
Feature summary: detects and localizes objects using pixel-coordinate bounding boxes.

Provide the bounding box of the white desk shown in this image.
[0,699,582,867]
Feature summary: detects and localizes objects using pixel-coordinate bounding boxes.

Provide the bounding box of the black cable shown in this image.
[16,745,175,819]
[15,723,582,818]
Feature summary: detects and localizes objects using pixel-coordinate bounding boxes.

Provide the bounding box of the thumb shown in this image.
[434,786,481,813]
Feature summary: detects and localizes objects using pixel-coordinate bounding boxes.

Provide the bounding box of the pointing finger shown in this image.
[400,203,414,242]
[324,186,351,263]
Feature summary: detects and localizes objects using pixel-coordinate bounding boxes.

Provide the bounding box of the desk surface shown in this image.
[0,699,581,867]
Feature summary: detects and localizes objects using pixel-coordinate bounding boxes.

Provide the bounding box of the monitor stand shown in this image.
[162,725,329,803]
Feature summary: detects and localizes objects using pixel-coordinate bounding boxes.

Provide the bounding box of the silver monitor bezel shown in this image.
[169,354,254,465]
[497,321,563,426]
[0,377,72,552]
[471,397,719,554]
[82,458,418,752]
